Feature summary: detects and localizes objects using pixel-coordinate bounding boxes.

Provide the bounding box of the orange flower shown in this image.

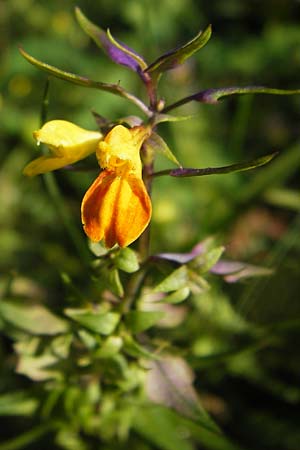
[81,125,152,248]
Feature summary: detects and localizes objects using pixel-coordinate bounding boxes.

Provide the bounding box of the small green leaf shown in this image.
[145,25,212,75]
[123,334,158,359]
[65,308,120,335]
[88,240,110,257]
[188,270,210,294]
[16,353,61,381]
[153,113,195,125]
[144,133,181,167]
[0,392,38,416]
[95,336,123,358]
[100,267,124,297]
[190,246,225,274]
[154,266,189,293]
[0,300,68,335]
[162,287,190,304]
[115,248,140,273]
[125,311,165,333]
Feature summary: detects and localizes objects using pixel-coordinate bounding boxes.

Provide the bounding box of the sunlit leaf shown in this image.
[145,25,212,75]
[0,299,68,335]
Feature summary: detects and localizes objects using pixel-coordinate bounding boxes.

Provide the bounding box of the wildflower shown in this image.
[23,120,102,176]
[23,120,152,248]
[81,124,152,248]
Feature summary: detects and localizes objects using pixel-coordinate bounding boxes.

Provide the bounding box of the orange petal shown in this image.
[81,170,152,248]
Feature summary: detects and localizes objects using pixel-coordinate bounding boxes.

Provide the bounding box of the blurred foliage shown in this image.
[1,0,300,449]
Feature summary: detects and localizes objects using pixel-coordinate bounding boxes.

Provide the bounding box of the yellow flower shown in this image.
[81,125,152,248]
[23,120,102,176]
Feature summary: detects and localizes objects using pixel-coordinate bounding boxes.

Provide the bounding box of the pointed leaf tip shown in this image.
[145,24,212,76]
[75,7,146,73]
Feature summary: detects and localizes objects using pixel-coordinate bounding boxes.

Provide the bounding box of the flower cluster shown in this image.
[24,121,152,247]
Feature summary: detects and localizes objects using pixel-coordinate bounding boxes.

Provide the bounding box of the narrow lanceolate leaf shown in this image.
[75,7,147,72]
[145,25,212,75]
[164,86,300,112]
[193,86,300,104]
[144,132,181,167]
[19,47,151,115]
[153,152,278,178]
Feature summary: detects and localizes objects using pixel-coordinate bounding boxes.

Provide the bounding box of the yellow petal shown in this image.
[81,170,152,248]
[24,120,103,176]
[34,120,102,158]
[97,125,150,177]
[23,155,73,177]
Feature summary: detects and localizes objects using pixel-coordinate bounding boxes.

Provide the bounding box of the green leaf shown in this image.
[0,299,68,335]
[16,353,62,381]
[145,25,212,75]
[65,308,120,335]
[95,336,123,358]
[88,240,110,257]
[153,113,195,125]
[100,267,124,297]
[193,85,300,104]
[0,392,38,416]
[162,287,190,304]
[144,132,181,167]
[19,47,150,115]
[153,152,278,178]
[188,270,210,294]
[154,266,189,293]
[190,246,225,274]
[164,85,300,113]
[123,334,158,359]
[125,311,165,333]
[133,404,195,450]
[114,248,140,273]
